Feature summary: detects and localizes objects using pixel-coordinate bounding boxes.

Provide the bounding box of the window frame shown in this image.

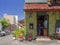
[29,23,34,29]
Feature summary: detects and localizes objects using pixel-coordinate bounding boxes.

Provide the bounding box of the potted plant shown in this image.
[28,33,32,41]
[50,34,55,40]
[18,33,24,42]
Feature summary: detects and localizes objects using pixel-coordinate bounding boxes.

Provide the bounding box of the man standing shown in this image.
[44,17,48,29]
[43,17,48,36]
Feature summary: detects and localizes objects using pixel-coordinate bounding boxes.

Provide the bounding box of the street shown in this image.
[0,34,60,45]
[0,34,13,45]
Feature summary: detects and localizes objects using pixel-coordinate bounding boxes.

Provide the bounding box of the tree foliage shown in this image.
[0,18,10,29]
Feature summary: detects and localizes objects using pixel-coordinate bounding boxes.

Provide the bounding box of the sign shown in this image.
[56,28,60,34]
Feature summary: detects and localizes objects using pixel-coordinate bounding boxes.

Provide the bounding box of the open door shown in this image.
[37,12,48,36]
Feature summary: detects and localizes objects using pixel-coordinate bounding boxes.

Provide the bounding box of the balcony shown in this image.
[48,0,60,6]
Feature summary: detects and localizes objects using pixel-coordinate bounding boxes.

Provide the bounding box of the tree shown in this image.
[0,18,10,29]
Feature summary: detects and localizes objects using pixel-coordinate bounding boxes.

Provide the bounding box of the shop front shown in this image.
[24,0,60,39]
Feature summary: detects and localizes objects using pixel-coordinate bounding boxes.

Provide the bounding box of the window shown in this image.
[56,20,60,28]
[50,0,60,5]
[29,13,32,18]
[56,0,60,4]
[29,15,32,18]
[29,23,33,29]
[56,20,60,34]
[51,0,56,4]
[59,11,60,19]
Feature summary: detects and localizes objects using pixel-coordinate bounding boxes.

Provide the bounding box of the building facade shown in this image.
[4,14,18,26]
[24,0,60,39]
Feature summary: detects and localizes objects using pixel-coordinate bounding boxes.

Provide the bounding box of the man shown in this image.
[44,17,48,29]
[37,23,43,35]
[43,17,48,36]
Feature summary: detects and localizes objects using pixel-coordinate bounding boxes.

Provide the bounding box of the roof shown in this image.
[24,3,60,12]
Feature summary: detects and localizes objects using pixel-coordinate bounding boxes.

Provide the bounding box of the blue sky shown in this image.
[0,0,25,20]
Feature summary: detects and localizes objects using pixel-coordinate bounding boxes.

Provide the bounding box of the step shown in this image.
[36,36,51,41]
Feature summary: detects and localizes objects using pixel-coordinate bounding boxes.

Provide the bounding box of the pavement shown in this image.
[0,34,13,45]
[0,34,60,45]
[12,40,60,45]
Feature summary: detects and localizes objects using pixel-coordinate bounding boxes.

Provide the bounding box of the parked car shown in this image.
[0,31,6,37]
[5,30,11,35]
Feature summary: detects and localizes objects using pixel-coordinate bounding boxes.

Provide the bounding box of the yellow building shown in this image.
[24,0,60,39]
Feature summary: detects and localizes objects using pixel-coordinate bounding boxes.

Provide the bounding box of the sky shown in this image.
[0,0,25,20]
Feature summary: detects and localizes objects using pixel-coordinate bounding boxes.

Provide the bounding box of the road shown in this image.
[0,34,60,45]
[0,34,13,45]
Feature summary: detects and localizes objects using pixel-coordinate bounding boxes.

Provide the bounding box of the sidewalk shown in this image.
[11,39,60,45]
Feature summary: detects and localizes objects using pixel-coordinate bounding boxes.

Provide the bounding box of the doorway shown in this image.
[37,12,48,36]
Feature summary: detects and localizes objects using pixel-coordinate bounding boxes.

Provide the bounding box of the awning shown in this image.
[24,3,60,12]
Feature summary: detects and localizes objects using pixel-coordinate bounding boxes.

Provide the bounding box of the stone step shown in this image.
[36,37,51,41]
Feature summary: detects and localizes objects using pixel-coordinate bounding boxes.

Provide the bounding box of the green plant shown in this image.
[50,34,55,40]
[12,27,26,38]
[0,18,10,29]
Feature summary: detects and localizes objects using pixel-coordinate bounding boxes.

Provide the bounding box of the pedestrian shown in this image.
[43,17,48,29]
[37,23,42,35]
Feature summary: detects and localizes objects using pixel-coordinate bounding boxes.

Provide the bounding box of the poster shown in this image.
[56,28,60,34]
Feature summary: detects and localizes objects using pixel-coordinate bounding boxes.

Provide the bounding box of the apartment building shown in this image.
[4,14,18,26]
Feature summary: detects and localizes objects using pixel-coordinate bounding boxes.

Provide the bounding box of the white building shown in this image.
[3,14,18,26]
[0,22,2,31]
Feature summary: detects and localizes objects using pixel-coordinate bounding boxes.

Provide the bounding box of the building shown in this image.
[24,0,60,39]
[4,14,18,30]
[0,22,2,31]
[4,14,18,26]
[18,19,25,28]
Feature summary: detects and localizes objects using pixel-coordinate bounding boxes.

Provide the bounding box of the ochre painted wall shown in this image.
[49,11,60,36]
[25,12,37,39]
[25,11,60,39]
